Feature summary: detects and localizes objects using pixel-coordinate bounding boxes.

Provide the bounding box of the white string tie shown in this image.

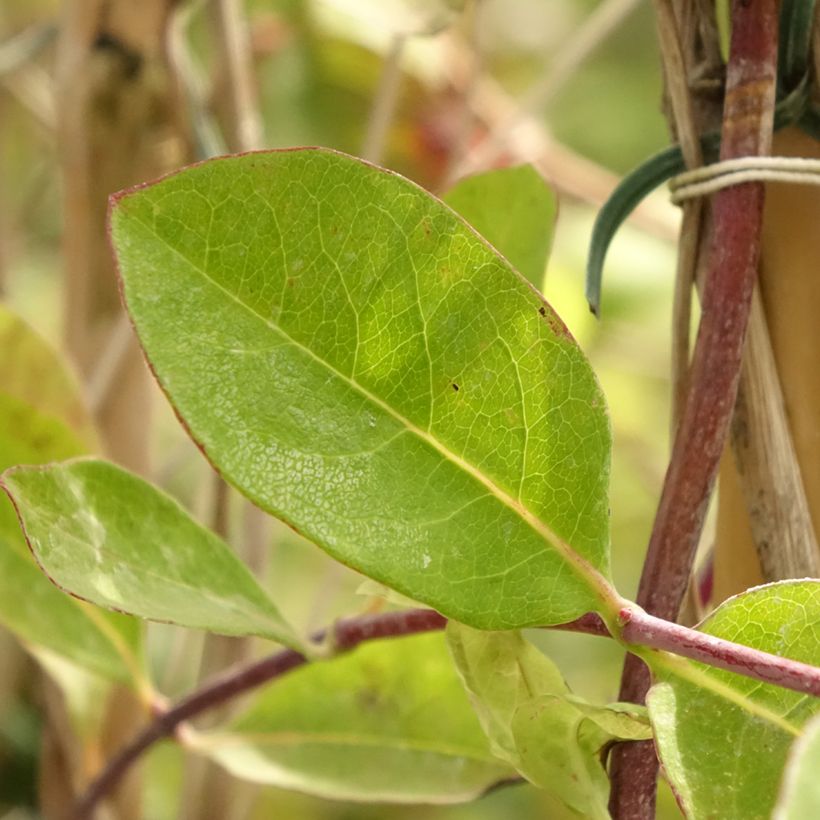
[670,155,820,204]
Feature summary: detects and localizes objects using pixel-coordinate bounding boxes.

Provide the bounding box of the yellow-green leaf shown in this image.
[111,148,613,629]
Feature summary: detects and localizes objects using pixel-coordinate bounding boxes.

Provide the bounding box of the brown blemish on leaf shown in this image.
[537,303,574,341]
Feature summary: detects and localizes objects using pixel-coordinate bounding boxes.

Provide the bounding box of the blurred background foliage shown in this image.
[0,0,688,817]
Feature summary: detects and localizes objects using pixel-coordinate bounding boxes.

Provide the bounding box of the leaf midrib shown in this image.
[37,515,288,639]
[195,728,503,763]
[124,206,615,612]
[651,651,804,736]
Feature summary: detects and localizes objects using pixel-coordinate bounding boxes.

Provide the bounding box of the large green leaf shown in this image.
[647,582,820,820]
[111,148,612,629]
[1,459,301,649]
[443,165,556,287]
[189,631,513,803]
[447,624,650,818]
[0,307,144,687]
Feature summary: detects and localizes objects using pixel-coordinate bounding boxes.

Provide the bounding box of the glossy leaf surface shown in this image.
[447,624,650,818]
[443,164,556,287]
[191,632,513,803]
[111,148,612,629]
[2,460,301,648]
[648,582,820,820]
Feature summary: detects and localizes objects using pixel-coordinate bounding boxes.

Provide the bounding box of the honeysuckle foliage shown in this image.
[2,460,303,650]
[190,632,516,804]
[108,148,615,630]
[2,152,819,816]
[442,164,556,288]
[0,306,144,690]
[648,582,820,820]
[774,710,820,819]
[447,625,651,819]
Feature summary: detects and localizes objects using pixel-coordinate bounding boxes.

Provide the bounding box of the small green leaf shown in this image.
[0,529,142,684]
[443,165,556,287]
[1,459,301,649]
[111,148,613,630]
[0,304,96,448]
[189,632,513,803]
[0,394,87,536]
[447,624,566,760]
[647,581,820,820]
[0,304,93,535]
[511,697,611,820]
[774,711,820,819]
[0,307,144,687]
[447,624,651,818]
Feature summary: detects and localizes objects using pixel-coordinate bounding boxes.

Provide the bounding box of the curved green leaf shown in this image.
[443,164,556,287]
[190,632,513,803]
[0,307,144,686]
[774,711,820,820]
[111,148,613,629]
[586,74,811,316]
[0,529,141,684]
[1,459,301,649]
[447,625,650,818]
[0,304,96,448]
[647,581,820,820]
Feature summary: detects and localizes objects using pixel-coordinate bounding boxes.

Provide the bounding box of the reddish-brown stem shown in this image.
[72,609,447,819]
[73,600,820,818]
[609,4,780,817]
[73,609,611,818]
[620,607,820,697]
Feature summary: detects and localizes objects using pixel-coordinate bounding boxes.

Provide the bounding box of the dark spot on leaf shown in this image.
[539,307,546,316]
[356,687,384,711]
[451,383,459,392]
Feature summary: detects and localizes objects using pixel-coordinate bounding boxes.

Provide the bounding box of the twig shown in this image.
[0,22,56,76]
[450,0,641,181]
[0,22,56,137]
[360,32,407,164]
[609,4,780,817]
[72,596,820,819]
[442,0,482,182]
[731,289,820,580]
[73,609,447,819]
[652,0,704,438]
[2,63,55,131]
[207,0,262,152]
[166,7,225,161]
[55,3,186,815]
[440,47,680,241]
[619,606,820,696]
[86,314,133,414]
